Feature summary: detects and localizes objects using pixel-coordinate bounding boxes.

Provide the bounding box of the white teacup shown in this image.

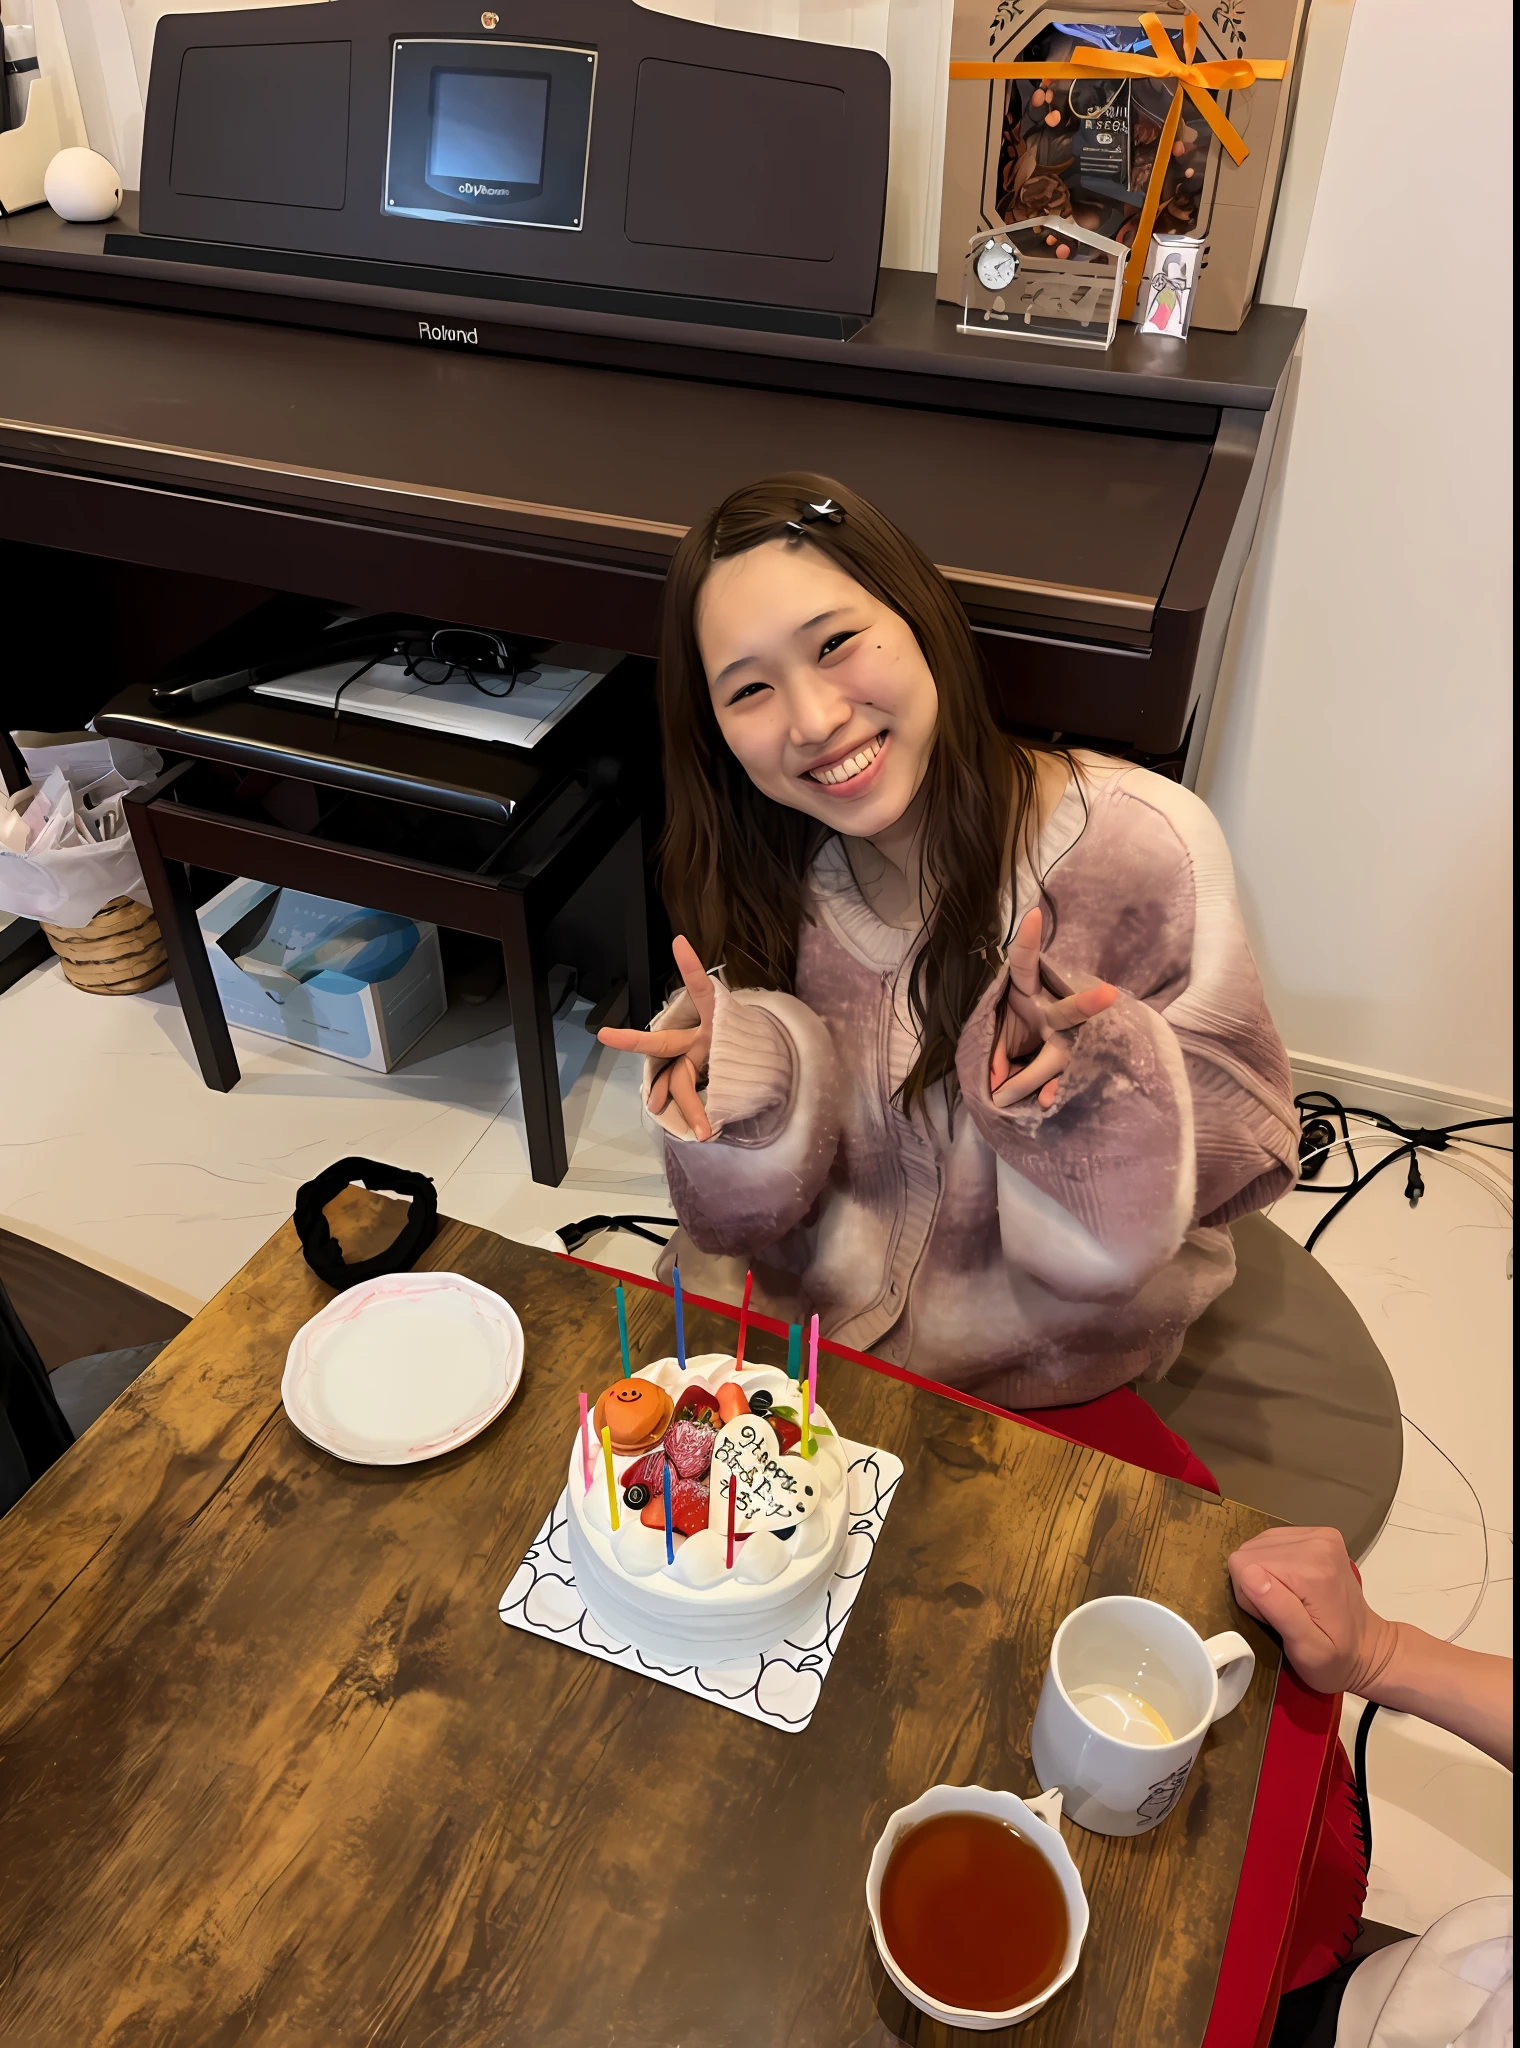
[865,1783,1090,2031]
[1030,1596,1255,1838]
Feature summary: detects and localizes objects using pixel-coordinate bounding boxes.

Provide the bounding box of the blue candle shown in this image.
[615,1281,632,1379]
[673,1262,687,1373]
[662,1459,674,1564]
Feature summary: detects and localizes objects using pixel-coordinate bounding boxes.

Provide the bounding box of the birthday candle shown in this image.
[734,1268,753,1371]
[615,1281,632,1379]
[601,1423,620,1531]
[726,1464,737,1569]
[673,1262,687,1373]
[800,1376,813,1460]
[807,1313,819,1412]
[578,1389,593,1493]
[662,1460,674,1564]
[786,1323,801,1383]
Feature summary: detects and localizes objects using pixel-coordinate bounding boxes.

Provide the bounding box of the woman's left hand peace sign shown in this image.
[597,935,716,1141]
[989,908,1118,1108]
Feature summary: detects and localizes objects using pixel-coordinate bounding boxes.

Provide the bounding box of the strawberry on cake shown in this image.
[566,1352,851,1665]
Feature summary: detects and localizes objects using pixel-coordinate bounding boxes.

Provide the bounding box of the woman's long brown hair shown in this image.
[658,471,1062,1115]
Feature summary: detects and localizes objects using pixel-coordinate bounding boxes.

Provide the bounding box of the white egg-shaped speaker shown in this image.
[44,147,123,223]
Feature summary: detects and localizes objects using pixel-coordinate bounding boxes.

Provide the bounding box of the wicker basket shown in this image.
[40,894,170,995]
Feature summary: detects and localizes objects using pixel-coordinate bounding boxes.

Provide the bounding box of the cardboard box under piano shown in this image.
[198,880,446,1072]
[935,2,1309,334]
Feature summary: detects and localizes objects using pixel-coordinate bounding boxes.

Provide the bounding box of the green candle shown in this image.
[615,1281,631,1378]
[787,1323,801,1382]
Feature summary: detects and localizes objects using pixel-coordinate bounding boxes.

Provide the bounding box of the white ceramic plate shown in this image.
[282,1271,523,1465]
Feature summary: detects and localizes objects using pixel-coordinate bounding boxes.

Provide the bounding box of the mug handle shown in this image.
[1204,1631,1256,1720]
[1025,1788,1064,1831]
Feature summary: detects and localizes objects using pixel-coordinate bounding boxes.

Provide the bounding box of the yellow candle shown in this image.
[601,1422,620,1530]
[800,1377,813,1459]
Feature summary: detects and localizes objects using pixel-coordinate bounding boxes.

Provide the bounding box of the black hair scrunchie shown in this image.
[294,1157,439,1291]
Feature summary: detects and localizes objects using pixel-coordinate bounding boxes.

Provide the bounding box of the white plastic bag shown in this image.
[13,731,162,788]
[0,731,162,929]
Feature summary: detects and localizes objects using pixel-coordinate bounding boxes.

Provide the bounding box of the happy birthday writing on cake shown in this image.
[711,1418,812,1529]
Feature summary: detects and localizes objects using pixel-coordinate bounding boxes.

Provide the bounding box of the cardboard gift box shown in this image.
[936,2,1308,333]
[198,880,446,1072]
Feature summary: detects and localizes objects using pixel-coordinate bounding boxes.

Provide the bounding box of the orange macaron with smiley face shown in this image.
[593,1376,674,1454]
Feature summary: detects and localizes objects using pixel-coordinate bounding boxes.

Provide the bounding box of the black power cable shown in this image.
[1290,1092,1512,1253]
[556,1214,677,1253]
[1352,1698,1380,1871]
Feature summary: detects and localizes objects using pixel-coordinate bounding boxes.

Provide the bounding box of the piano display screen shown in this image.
[386,38,594,230]
[426,70,550,193]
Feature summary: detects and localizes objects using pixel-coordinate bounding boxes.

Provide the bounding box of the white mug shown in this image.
[865,1783,1089,2031]
[1030,1595,1255,1838]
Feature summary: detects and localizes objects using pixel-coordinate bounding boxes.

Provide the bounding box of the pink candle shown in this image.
[578,1389,593,1493]
[807,1312,819,1412]
[734,1268,753,1371]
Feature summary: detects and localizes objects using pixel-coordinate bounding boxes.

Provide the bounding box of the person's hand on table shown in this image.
[597,934,716,1141]
[989,908,1119,1108]
[1227,1526,1399,1697]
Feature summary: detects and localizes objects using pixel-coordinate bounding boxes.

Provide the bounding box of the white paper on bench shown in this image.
[254,656,606,749]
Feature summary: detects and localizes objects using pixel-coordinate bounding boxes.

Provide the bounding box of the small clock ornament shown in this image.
[958,216,1128,353]
[961,228,1020,330]
[974,230,1019,295]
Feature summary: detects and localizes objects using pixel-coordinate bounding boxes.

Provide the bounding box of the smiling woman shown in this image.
[600,473,1300,1411]
[700,543,935,816]
[649,476,1051,1122]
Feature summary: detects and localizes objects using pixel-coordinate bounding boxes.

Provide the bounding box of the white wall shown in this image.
[1200,0,1514,1104]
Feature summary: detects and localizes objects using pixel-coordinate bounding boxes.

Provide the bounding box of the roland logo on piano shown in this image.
[417,319,480,347]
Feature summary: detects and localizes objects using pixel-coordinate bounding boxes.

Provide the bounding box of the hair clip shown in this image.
[784,498,845,543]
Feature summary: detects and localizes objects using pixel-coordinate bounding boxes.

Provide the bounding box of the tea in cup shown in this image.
[1065,1682,1176,1746]
[1031,1595,1255,1837]
[865,1783,1089,2030]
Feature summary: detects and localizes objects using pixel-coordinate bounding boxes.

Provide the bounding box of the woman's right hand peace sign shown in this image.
[597,934,716,1140]
[989,908,1117,1108]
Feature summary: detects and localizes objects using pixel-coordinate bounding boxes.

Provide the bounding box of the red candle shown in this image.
[734,1268,753,1370]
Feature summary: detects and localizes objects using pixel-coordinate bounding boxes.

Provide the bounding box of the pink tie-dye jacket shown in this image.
[645,758,1298,1410]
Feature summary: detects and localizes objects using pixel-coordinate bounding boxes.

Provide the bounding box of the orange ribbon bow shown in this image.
[950,11,1287,319]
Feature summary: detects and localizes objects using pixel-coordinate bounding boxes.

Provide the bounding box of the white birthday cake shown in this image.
[565,1352,851,1666]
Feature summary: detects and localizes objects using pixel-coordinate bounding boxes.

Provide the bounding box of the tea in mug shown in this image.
[1068,1682,1174,1746]
[879,1810,1068,2011]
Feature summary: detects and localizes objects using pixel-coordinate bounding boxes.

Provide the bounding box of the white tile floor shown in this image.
[0,955,1511,1935]
[0,954,669,1312]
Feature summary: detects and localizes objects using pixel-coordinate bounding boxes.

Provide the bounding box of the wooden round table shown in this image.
[1140,1213,1404,1559]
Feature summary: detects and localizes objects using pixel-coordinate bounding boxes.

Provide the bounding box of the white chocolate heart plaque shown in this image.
[710,1415,834,1534]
